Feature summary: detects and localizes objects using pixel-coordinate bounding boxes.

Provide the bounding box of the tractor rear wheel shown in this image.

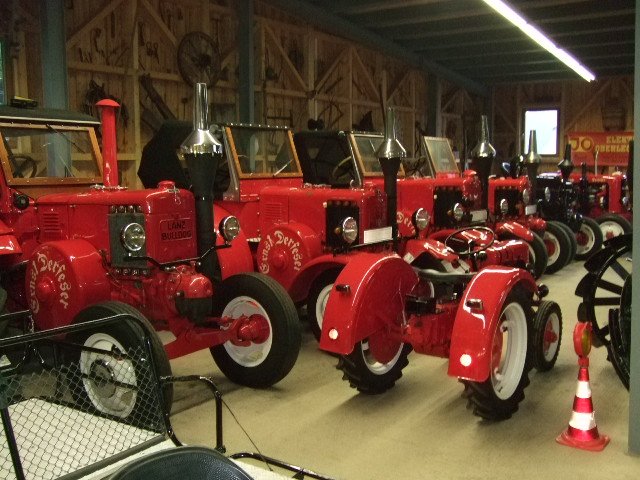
[462,286,532,421]
[307,269,341,341]
[597,213,632,240]
[211,273,301,388]
[337,332,411,395]
[531,301,562,372]
[543,222,571,273]
[555,221,577,265]
[68,301,173,422]
[575,216,604,260]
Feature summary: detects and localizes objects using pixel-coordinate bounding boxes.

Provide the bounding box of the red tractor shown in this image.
[0,88,301,419]
[316,115,563,420]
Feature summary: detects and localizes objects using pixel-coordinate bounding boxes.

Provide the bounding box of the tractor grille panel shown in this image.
[326,202,360,249]
[434,188,463,228]
[40,212,63,241]
[495,188,520,216]
[263,202,285,225]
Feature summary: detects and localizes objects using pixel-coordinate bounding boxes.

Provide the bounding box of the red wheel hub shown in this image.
[368,329,402,364]
[543,319,558,353]
[237,314,270,344]
[576,231,588,246]
[544,239,556,256]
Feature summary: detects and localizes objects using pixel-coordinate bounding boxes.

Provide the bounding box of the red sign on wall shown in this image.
[567,131,633,167]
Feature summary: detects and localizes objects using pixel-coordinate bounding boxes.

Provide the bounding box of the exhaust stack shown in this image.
[558,143,574,182]
[523,130,542,200]
[469,115,496,207]
[96,99,120,187]
[179,83,222,282]
[375,107,406,249]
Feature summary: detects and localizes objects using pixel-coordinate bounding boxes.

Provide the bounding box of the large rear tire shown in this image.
[575,216,604,260]
[597,213,632,240]
[211,273,301,388]
[68,301,173,421]
[543,222,571,274]
[462,286,532,421]
[554,221,577,265]
[337,335,412,395]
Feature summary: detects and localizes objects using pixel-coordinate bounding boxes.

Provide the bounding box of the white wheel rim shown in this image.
[80,333,137,418]
[222,296,272,367]
[315,283,334,333]
[543,312,561,362]
[576,223,596,254]
[360,340,404,375]
[491,302,528,400]
[599,220,624,239]
[544,231,561,265]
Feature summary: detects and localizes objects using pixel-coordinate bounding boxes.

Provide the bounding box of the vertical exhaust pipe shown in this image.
[523,130,541,200]
[558,143,574,182]
[96,99,120,187]
[469,115,496,208]
[179,83,222,282]
[375,107,406,250]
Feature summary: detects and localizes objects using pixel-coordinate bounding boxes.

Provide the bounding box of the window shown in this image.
[523,108,558,155]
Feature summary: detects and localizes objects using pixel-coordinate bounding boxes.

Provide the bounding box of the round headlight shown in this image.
[544,187,551,202]
[121,223,146,252]
[452,203,464,222]
[412,208,430,231]
[341,217,358,244]
[522,188,531,204]
[599,196,607,208]
[622,196,630,207]
[499,198,509,215]
[220,216,240,242]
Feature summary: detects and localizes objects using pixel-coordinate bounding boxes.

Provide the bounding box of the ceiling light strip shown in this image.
[481,0,596,81]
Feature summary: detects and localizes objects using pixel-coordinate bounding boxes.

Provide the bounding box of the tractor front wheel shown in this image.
[462,287,532,421]
[68,301,173,421]
[597,213,632,240]
[543,222,572,274]
[337,332,411,395]
[531,300,562,371]
[211,273,301,388]
[575,216,604,260]
[307,269,341,341]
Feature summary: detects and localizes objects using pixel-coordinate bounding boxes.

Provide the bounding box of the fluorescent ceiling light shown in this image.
[481,0,596,82]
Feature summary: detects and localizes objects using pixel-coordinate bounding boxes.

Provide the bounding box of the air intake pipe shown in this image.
[179,83,222,282]
[523,130,542,200]
[375,107,406,249]
[469,115,496,208]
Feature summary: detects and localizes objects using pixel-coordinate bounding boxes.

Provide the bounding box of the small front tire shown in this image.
[575,216,604,260]
[532,301,562,372]
[543,222,572,274]
[597,213,632,240]
[307,269,341,341]
[211,273,301,388]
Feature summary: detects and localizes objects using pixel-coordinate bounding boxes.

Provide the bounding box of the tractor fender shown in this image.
[319,252,419,355]
[214,204,253,279]
[26,240,110,330]
[401,238,458,265]
[287,252,352,303]
[256,222,322,291]
[0,219,21,256]
[495,221,534,242]
[448,267,537,382]
[526,216,547,235]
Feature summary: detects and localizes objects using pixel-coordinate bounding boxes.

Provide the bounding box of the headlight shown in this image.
[220,216,240,242]
[544,187,551,202]
[599,196,606,208]
[522,188,530,204]
[622,196,630,207]
[452,203,464,222]
[499,198,509,215]
[412,208,430,231]
[121,223,146,252]
[341,217,358,244]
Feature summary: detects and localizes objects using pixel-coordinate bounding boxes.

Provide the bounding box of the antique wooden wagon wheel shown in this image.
[177,31,221,87]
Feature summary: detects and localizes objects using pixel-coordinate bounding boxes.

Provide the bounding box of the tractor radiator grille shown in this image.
[40,212,63,241]
[263,202,285,225]
[325,201,360,249]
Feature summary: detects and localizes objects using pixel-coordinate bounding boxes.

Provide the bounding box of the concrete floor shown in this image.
[166,260,638,480]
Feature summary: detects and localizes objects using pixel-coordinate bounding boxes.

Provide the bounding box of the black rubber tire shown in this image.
[596,213,632,240]
[337,341,412,395]
[608,275,631,389]
[68,301,173,423]
[462,286,532,421]
[307,269,341,341]
[531,301,562,372]
[543,222,572,274]
[575,216,604,260]
[554,221,577,265]
[211,273,301,388]
[503,232,547,279]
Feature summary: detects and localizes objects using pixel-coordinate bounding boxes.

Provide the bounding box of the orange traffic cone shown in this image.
[556,322,610,451]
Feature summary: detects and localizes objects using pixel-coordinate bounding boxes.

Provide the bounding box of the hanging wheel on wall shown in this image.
[177,31,221,87]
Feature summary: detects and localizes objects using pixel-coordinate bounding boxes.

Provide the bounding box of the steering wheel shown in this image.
[331,156,355,181]
[444,226,495,257]
[11,155,38,178]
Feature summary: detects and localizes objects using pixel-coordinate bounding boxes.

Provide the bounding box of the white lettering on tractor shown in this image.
[29,251,71,310]
[259,230,303,274]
